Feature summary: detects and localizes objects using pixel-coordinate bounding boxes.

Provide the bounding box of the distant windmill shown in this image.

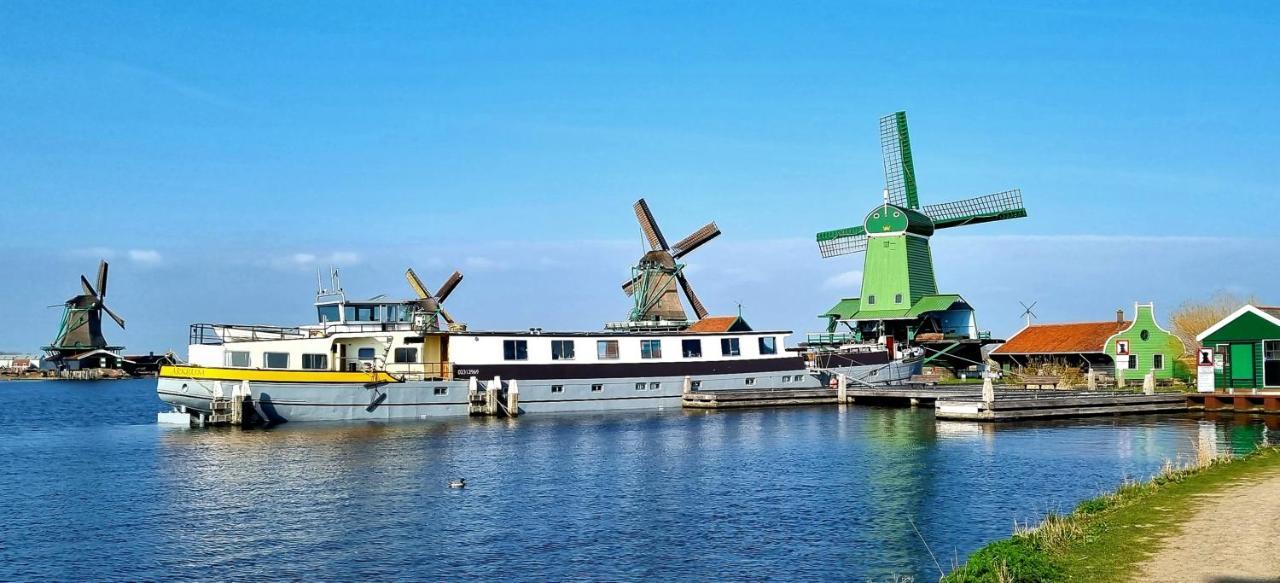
[43,260,126,367]
[1019,300,1039,327]
[405,268,464,331]
[621,199,720,322]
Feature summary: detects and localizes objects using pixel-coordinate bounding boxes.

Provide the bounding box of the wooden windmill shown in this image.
[43,260,126,366]
[405,268,464,331]
[621,199,720,323]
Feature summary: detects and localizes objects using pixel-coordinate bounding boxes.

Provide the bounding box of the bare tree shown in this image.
[1170,291,1260,352]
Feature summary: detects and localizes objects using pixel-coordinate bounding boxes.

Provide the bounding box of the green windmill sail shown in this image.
[815,111,1027,366]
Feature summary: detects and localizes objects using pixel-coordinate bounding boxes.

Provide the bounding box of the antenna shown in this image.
[316,268,325,295]
[1019,300,1038,327]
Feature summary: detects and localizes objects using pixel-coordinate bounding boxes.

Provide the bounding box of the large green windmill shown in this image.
[815,111,1027,366]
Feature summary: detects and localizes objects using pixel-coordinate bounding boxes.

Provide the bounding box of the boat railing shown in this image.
[190,323,306,345]
[336,358,454,381]
[805,332,858,345]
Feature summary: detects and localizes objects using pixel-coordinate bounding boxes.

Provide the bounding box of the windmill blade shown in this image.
[435,271,463,303]
[671,222,720,259]
[621,273,643,297]
[880,111,920,209]
[96,260,109,298]
[676,272,708,320]
[405,268,433,300]
[80,275,99,298]
[633,199,669,251]
[438,307,455,325]
[923,189,1027,230]
[815,226,868,258]
[102,303,126,329]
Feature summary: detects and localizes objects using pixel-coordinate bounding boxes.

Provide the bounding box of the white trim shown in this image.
[1103,301,1186,357]
[1263,339,1280,388]
[1197,304,1280,342]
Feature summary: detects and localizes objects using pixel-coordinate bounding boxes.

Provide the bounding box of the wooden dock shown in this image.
[934,392,1189,421]
[684,384,1203,422]
[1187,392,1280,414]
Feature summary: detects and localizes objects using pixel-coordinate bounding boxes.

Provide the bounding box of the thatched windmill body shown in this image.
[43,260,126,368]
[621,199,720,324]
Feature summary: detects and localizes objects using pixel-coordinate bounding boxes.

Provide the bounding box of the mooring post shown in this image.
[837,373,848,404]
[683,375,692,395]
[489,375,501,415]
[507,379,519,417]
[982,374,995,405]
[1087,370,1097,391]
[1143,371,1155,395]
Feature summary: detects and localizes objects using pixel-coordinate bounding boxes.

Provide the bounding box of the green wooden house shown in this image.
[1197,305,1280,390]
[1103,302,1186,382]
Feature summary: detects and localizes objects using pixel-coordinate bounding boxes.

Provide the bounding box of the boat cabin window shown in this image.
[551,340,575,360]
[358,347,376,360]
[393,347,418,364]
[758,337,777,355]
[503,340,528,361]
[721,338,741,357]
[641,339,662,359]
[386,305,409,323]
[317,304,341,323]
[344,305,380,322]
[682,339,702,358]
[598,340,619,360]
[264,352,290,369]
[302,354,328,370]
[225,351,250,368]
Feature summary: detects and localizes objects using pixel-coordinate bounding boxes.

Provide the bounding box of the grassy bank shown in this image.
[943,444,1280,582]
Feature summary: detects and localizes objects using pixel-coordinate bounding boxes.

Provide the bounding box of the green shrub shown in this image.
[943,538,1063,583]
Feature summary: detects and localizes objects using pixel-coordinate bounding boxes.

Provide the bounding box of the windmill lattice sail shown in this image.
[622,198,720,322]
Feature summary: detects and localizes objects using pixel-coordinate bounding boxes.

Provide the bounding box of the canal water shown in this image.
[1,379,1274,581]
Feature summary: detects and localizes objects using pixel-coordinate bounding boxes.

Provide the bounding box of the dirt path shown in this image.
[1136,467,1280,582]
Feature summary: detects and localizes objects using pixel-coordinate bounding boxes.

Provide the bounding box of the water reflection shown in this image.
[3,379,1279,581]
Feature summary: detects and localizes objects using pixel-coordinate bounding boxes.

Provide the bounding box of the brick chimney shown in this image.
[1116,308,1125,323]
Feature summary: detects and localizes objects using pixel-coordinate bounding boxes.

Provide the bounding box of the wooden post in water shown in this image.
[507,379,519,417]
[982,373,995,405]
[1087,370,1098,391]
[489,376,501,415]
[1143,371,1155,395]
[837,373,848,404]
[683,375,692,395]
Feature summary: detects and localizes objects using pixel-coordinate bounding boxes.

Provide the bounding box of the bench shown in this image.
[1021,375,1061,390]
[909,374,942,387]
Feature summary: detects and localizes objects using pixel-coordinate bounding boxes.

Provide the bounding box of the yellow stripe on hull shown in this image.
[159,365,399,384]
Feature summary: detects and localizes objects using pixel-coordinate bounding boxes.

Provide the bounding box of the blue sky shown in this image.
[1,1,1277,353]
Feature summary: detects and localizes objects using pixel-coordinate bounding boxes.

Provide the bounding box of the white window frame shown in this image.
[301,353,328,370]
[598,340,620,360]
[640,339,663,359]
[721,338,741,357]
[224,351,250,368]
[1152,353,1164,370]
[263,352,290,370]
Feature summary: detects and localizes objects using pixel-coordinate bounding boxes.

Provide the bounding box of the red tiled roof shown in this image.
[992,321,1130,355]
[685,316,743,333]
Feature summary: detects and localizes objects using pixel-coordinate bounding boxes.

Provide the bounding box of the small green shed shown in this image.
[1103,303,1186,382]
[1197,305,1280,390]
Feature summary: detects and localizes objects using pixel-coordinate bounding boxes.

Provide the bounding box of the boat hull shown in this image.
[157,367,826,422]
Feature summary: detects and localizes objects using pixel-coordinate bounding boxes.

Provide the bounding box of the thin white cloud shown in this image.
[127,249,163,265]
[271,251,361,271]
[69,247,117,260]
[464,256,504,271]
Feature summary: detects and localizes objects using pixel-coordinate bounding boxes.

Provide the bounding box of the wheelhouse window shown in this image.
[224,351,250,368]
[393,347,418,364]
[682,339,702,358]
[721,338,741,357]
[263,352,289,369]
[758,337,777,355]
[317,305,340,323]
[551,340,576,360]
[641,339,662,359]
[301,354,328,370]
[504,340,528,361]
[598,340,620,360]
[344,305,380,322]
